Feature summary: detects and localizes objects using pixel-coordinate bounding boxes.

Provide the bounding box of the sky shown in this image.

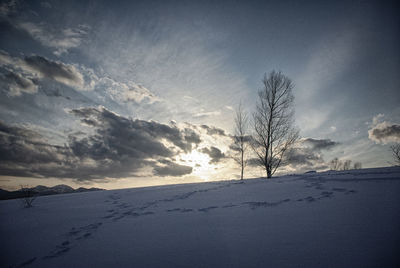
[0,0,399,190]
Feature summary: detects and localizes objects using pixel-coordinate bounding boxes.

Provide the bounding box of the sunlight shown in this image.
[179,150,214,180]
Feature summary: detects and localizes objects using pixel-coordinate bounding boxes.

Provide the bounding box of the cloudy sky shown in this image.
[0,0,399,190]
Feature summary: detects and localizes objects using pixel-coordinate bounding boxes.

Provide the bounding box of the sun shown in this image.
[179,150,213,180]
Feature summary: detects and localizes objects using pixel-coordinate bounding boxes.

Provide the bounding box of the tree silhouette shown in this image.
[251,71,299,178]
[232,102,249,180]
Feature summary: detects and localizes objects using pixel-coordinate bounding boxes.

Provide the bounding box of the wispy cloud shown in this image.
[17,22,90,56]
[295,29,360,134]
[98,77,161,104]
[193,110,221,118]
[82,16,248,128]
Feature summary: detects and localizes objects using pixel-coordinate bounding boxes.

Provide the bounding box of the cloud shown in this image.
[368,121,400,144]
[245,137,338,173]
[285,148,323,167]
[0,0,19,17]
[247,158,261,167]
[0,120,70,177]
[193,110,221,118]
[302,138,339,151]
[0,51,86,93]
[69,106,201,156]
[0,70,38,96]
[23,55,84,88]
[0,107,204,180]
[98,77,160,104]
[372,114,385,126]
[16,22,89,55]
[201,146,225,164]
[40,2,51,9]
[282,138,339,170]
[200,124,226,136]
[153,160,192,177]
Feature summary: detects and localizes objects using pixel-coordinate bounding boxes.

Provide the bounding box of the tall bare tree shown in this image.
[252,71,299,178]
[232,102,249,180]
[390,143,400,165]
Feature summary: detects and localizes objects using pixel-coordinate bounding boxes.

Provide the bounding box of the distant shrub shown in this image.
[330,158,362,171]
[353,162,362,169]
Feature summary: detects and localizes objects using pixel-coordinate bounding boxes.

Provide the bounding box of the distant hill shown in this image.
[0,185,104,200]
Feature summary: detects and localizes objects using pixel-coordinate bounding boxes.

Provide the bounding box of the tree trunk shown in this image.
[240,149,244,180]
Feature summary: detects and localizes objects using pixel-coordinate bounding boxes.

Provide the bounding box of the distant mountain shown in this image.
[0,185,104,200]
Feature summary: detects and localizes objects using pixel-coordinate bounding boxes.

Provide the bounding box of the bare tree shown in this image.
[331,158,361,170]
[343,160,352,170]
[353,162,362,169]
[330,157,341,170]
[252,71,299,178]
[232,102,249,180]
[19,185,36,208]
[390,143,400,165]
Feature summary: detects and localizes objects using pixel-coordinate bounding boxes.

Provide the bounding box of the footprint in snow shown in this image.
[244,199,291,209]
[13,257,37,267]
[332,188,347,192]
[345,190,357,194]
[198,206,218,212]
[222,203,238,208]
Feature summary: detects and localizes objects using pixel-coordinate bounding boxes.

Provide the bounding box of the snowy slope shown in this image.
[1,167,400,267]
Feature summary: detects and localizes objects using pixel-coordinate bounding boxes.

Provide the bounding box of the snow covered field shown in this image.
[1,167,400,267]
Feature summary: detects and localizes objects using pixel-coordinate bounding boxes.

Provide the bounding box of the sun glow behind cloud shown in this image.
[179,150,214,180]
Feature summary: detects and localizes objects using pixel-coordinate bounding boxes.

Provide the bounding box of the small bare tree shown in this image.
[390,143,400,165]
[353,162,362,169]
[343,160,352,170]
[232,102,249,180]
[330,157,341,170]
[19,185,36,208]
[252,71,299,178]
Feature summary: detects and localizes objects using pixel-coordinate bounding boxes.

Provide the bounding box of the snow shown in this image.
[1,167,400,267]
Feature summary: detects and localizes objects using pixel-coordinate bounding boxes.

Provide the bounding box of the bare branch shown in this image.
[390,143,400,165]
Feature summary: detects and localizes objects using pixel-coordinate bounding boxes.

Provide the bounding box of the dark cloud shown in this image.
[153,160,192,177]
[201,146,225,164]
[232,136,336,173]
[229,135,253,152]
[23,55,84,87]
[247,158,261,167]
[68,107,200,177]
[183,128,202,147]
[200,124,226,136]
[0,52,85,91]
[368,122,400,144]
[0,107,201,180]
[302,138,339,151]
[282,138,339,171]
[0,70,38,96]
[0,121,70,177]
[285,148,322,167]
